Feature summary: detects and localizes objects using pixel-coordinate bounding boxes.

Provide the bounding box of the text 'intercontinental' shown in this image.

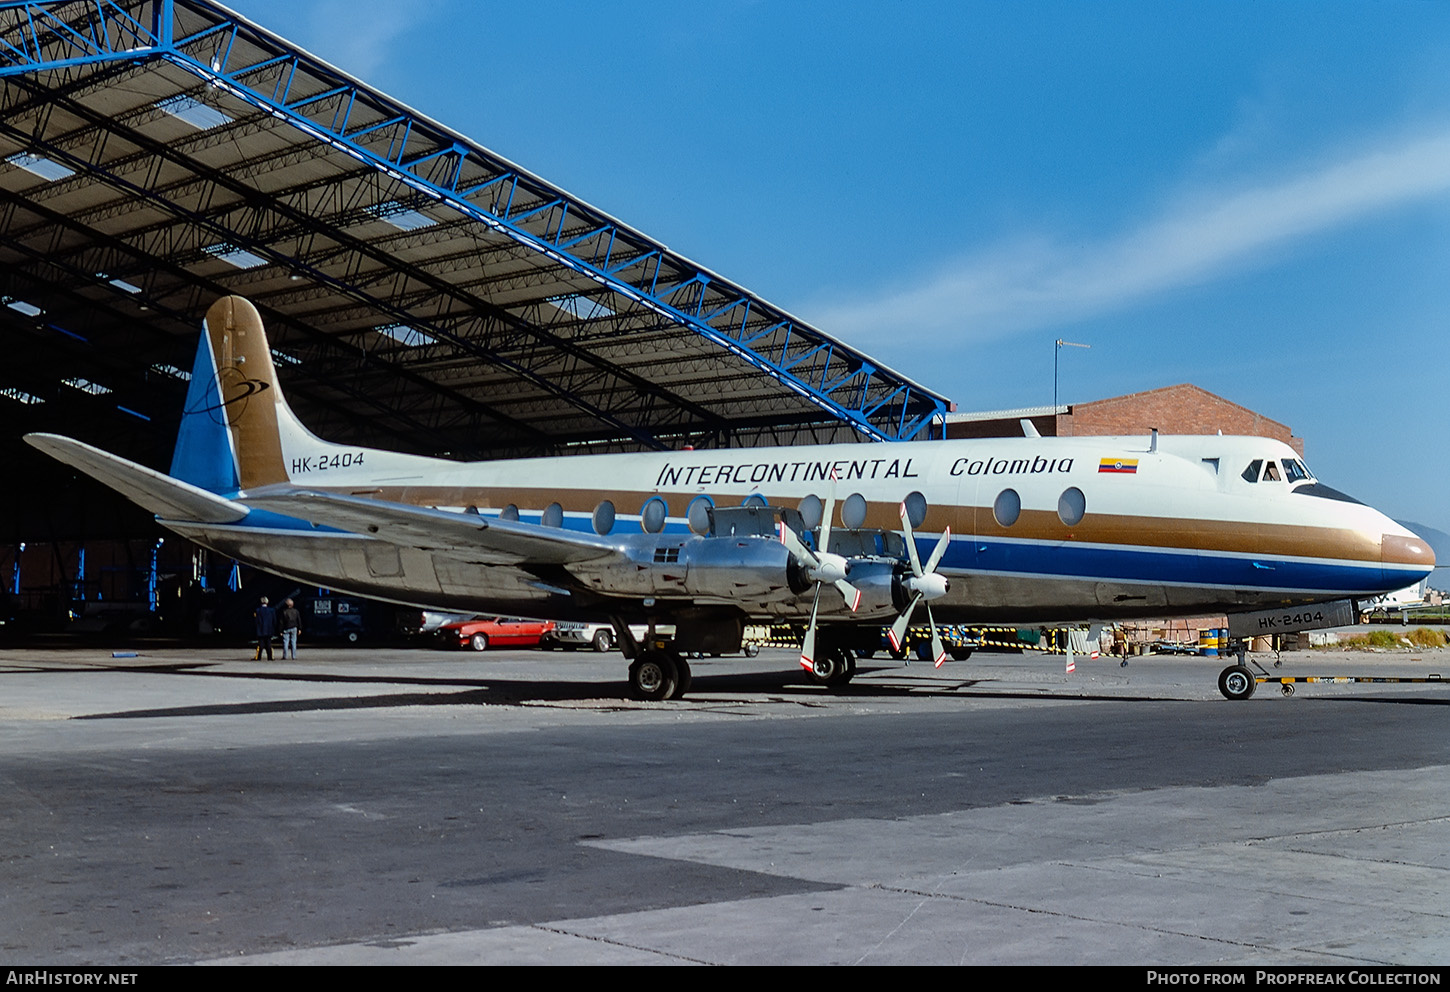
[652,455,1077,489]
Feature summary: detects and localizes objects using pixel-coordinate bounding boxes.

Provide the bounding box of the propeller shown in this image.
[778,485,860,672]
[887,500,952,667]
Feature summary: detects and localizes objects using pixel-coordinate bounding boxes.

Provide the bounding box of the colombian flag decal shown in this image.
[1099,458,1139,474]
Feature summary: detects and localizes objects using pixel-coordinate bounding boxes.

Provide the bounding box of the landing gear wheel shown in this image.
[628,651,678,701]
[807,648,856,688]
[592,629,613,652]
[469,633,489,652]
[1218,664,1257,700]
[673,656,692,698]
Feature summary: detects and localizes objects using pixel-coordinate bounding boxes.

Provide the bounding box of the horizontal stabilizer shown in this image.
[240,490,624,566]
[25,433,248,524]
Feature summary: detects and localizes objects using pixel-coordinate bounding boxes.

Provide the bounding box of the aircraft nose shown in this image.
[1382,532,1435,572]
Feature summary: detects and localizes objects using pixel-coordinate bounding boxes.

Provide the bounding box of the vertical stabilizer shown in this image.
[171,297,291,492]
[169,323,240,494]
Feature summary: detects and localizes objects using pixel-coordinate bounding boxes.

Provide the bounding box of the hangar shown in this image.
[0,0,951,552]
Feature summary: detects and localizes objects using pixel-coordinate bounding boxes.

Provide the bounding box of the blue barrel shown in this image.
[1199,628,1220,656]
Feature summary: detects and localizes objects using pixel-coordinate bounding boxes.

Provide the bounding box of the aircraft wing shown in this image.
[24,433,248,524]
[239,490,626,567]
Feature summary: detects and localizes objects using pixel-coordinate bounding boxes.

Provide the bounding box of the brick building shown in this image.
[944,383,1304,456]
[945,383,1306,650]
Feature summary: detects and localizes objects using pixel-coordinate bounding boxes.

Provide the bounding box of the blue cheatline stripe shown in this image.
[935,535,1394,595]
[196,509,1415,597]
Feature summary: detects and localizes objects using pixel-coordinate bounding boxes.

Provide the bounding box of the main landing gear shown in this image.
[804,645,856,688]
[627,648,693,701]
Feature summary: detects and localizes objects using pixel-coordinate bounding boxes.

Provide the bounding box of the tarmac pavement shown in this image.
[0,641,1446,966]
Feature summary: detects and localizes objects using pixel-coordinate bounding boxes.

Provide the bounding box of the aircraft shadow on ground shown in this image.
[50,661,1202,720]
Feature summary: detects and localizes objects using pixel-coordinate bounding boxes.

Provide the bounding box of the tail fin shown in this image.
[170,296,291,493]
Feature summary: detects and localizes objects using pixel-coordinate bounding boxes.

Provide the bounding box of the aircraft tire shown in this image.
[672,656,692,698]
[1218,665,1257,700]
[628,652,678,702]
[470,633,489,652]
[807,649,855,688]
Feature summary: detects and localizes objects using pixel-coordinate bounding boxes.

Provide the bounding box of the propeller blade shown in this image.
[923,525,952,575]
[799,585,822,671]
[899,501,924,577]
[778,520,822,568]
[836,579,861,612]
[888,592,922,653]
[927,604,948,668]
[819,483,837,557]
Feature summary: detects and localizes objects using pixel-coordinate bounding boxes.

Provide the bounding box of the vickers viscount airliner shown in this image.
[25,297,1434,700]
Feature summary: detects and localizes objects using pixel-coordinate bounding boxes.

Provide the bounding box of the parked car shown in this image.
[542,621,650,652]
[397,610,476,637]
[437,617,554,651]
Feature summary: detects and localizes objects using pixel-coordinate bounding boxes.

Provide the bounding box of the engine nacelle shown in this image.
[832,558,903,619]
[682,537,796,599]
[567,535,797,602]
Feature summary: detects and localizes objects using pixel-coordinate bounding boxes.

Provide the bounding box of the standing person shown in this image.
[254,596,277,660]
[279,598,302,660]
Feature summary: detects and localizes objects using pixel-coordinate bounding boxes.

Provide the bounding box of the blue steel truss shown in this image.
[0,0,952,442]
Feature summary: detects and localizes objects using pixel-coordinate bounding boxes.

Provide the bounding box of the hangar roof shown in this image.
[0,0,951,507]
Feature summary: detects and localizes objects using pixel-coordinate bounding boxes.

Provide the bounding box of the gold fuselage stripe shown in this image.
[311,484,1398,565]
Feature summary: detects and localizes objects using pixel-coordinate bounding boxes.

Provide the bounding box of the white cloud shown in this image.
[808,127,1450,347]
[292,1,437,80]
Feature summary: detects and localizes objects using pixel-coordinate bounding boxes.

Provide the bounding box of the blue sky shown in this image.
[225,0,1450,537]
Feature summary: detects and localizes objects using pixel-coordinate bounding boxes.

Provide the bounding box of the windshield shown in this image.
[1242,457,1315,486]
[1281,458,1313,484]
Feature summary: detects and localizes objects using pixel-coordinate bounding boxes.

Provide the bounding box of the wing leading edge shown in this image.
[239,490,627,567]
[25,433,247,524]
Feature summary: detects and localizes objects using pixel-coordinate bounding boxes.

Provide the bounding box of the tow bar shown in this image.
[1217,663,1445,700]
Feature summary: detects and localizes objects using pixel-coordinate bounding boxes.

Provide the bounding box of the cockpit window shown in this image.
[1243,456,1315,486]
[1281,458,1312,484]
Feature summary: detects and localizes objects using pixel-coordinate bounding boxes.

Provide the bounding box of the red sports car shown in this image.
[438,617,555,652]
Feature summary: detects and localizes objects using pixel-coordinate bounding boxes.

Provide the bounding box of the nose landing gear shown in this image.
[1217,664,1258,700]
